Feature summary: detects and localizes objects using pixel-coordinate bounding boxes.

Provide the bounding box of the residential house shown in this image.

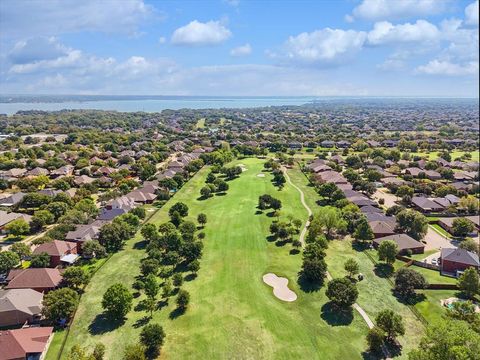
[0,289,43,327]
[411,196,445,213]
[0,327,53,360]
[32,240,78,267]
[373,234,425,254]
[6,268,63,293]
[441,248,480,274]
[0,211,32,234]
[0,193,26,207]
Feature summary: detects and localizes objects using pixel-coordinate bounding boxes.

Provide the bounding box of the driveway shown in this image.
[373,188,398,209]
[424,225,459,251]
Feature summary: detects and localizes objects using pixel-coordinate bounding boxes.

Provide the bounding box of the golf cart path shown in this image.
[283,166,390,358]
[282,167,312,245]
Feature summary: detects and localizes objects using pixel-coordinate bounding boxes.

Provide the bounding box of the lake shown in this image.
[0,97,318,115]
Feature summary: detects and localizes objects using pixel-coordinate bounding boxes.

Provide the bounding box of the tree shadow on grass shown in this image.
[266,235,277,242]
[133,240,147,250]
[290,249,300,255]
[393,291,426,306]
[361,350,384,360]
[169,307,186,320]
[266,211,276,218]
[384,340,403,358]
[88,313,124,335]
[320,302,354,326]
[255,210,263,215]
[215,192,227,196]
[184,273,197,282]
[133,316,150,328]
[374,263,394,278]
[297,274,323,293]
[157,299,169,310]
[275,239,289,247]
[352,241,371,252]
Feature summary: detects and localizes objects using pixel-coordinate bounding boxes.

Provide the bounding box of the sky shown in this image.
[0,0,478,97]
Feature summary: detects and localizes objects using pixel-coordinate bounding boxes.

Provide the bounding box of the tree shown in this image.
[396,210,428,240]
[140,323,165,357]
[30,252,51,267]
[141,223,158,242]
[459,238,479,255]
[172,273,183,287]
[102,283,133,320]
[300,258,327,283]
[451,218,475,238]
[315,206,346,239]
[378,240,398,265]
[5,218,30,236]
[197,213,207,227]
[98,222,131,252]
[326,277,358,308]
[344,258,360,278]
[458,268,480,298]
[143,274,159,300]
[200,186,212,198]
[408,319,480,360]
[366,326,386,354]
[42,288,79,324]
[46,202,70,220]
[10,242,31,259]
[63,266,88,290]
[169,202,189,217]
[122,344,146,360]
[270,198,282,211]
[353,217,374,242]
[188,259,200,274]
[446,300,480,324]
[176,289,190,311]
[376,309,405,342]
[394,268,427,299]
[0,251,20,274]
[92,343,106,360]
[162,279,173,298]
[81,240,106,258]
[459,195,479,214]
[140,258,159,276]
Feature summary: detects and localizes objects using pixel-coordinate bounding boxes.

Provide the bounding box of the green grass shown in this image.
[409,249,438,261]
[56,158,370,360]
[404,150,479,162]
[325,240,423,354]
[430,224,451,238]
[45,329,67,360]
[287,165,423,356]
[414,290,458,325]
[195,118,206,129]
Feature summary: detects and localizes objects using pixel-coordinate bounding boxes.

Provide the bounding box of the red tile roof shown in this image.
[33,240,77,257]
[0,327,53,360]
[6,268,63,291]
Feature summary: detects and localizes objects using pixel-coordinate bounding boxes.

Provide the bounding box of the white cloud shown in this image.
[416,60,479,75]
[275,28,367,66]
[350,0,451,21]
[171,20,232,46]
[8,37,69,64]
[230,43,252,56]
[0,0,155,39]
[465,1,479,26]
[367,20,440,45]
[223,0,240,6]
[158,37,166,44]
[377,59,406,71]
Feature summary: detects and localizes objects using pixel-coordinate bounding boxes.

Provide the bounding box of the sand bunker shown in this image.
[257,173,265,177]
[263,273,297,302]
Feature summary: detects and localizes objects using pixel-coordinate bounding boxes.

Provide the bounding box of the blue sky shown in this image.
[0,0,478,96]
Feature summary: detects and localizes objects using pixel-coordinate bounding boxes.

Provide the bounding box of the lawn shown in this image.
[404,150,479,162]
[430,224,451,238]
[195,118,206,129]
[286,165,424,356]
[414,290,458,325]
[55,158,370,360]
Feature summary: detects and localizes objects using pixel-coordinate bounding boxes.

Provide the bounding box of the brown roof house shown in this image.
[411,197,445,213]
[0,327,53,360]
[441,248,480,274]
[373,234,425,255]
[6,268,63,293]
[32,240,78,267]
[0,289,43,327]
